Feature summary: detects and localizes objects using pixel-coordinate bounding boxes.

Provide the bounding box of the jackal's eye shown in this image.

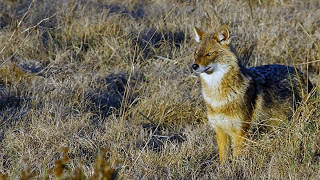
[206,52,214,56]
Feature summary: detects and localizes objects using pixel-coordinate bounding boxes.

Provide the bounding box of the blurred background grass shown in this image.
[0,0,319,179]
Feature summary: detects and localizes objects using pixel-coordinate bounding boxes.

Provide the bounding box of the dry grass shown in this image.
[0,0,319,179]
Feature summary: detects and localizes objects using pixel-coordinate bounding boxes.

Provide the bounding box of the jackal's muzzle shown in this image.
[191,63,214,74]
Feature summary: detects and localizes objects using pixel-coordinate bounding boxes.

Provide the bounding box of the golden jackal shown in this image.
[192,25,313,164]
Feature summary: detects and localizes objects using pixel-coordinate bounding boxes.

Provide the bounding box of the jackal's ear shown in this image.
[215,25,231,45]
[194,26,204,43]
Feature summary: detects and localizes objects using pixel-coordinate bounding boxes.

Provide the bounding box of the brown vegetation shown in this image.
[0,0,319,179]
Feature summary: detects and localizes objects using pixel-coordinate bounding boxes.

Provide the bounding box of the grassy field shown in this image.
[0,0,319,179]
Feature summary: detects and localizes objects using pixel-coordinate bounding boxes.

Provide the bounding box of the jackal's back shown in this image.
[247,64,313,127]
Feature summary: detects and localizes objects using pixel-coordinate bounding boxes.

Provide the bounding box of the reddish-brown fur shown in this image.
[192,25,312,164]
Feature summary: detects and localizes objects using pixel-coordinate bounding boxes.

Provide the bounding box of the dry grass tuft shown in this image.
[0,0,319,179]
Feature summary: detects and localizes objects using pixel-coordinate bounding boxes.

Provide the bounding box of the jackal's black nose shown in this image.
[191,63,199,70]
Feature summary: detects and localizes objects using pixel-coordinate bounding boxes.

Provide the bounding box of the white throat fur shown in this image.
[200,63,229,89]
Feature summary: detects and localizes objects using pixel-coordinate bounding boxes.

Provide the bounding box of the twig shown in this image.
[137,5,178,60]
[284,37,305,97]
[0,1,35,55]
[0,31,32,67]
[8,0,35,42]
[268,154,276,180]
[155,55,177,63]
[138,111,156,124]
[128,115,162,172]
[0,13,56,68]
[298,22,319,51]
[297,59,320,65]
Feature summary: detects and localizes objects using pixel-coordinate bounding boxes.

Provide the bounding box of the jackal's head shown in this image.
[192,25,237,74]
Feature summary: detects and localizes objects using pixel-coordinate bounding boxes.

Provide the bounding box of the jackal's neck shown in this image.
[200,62,248,100]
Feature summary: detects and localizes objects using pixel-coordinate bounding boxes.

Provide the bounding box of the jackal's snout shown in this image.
[191,63,213,74]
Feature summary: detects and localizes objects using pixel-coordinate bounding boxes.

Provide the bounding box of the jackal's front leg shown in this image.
[231,130,247,158]
[215,127,231,164]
